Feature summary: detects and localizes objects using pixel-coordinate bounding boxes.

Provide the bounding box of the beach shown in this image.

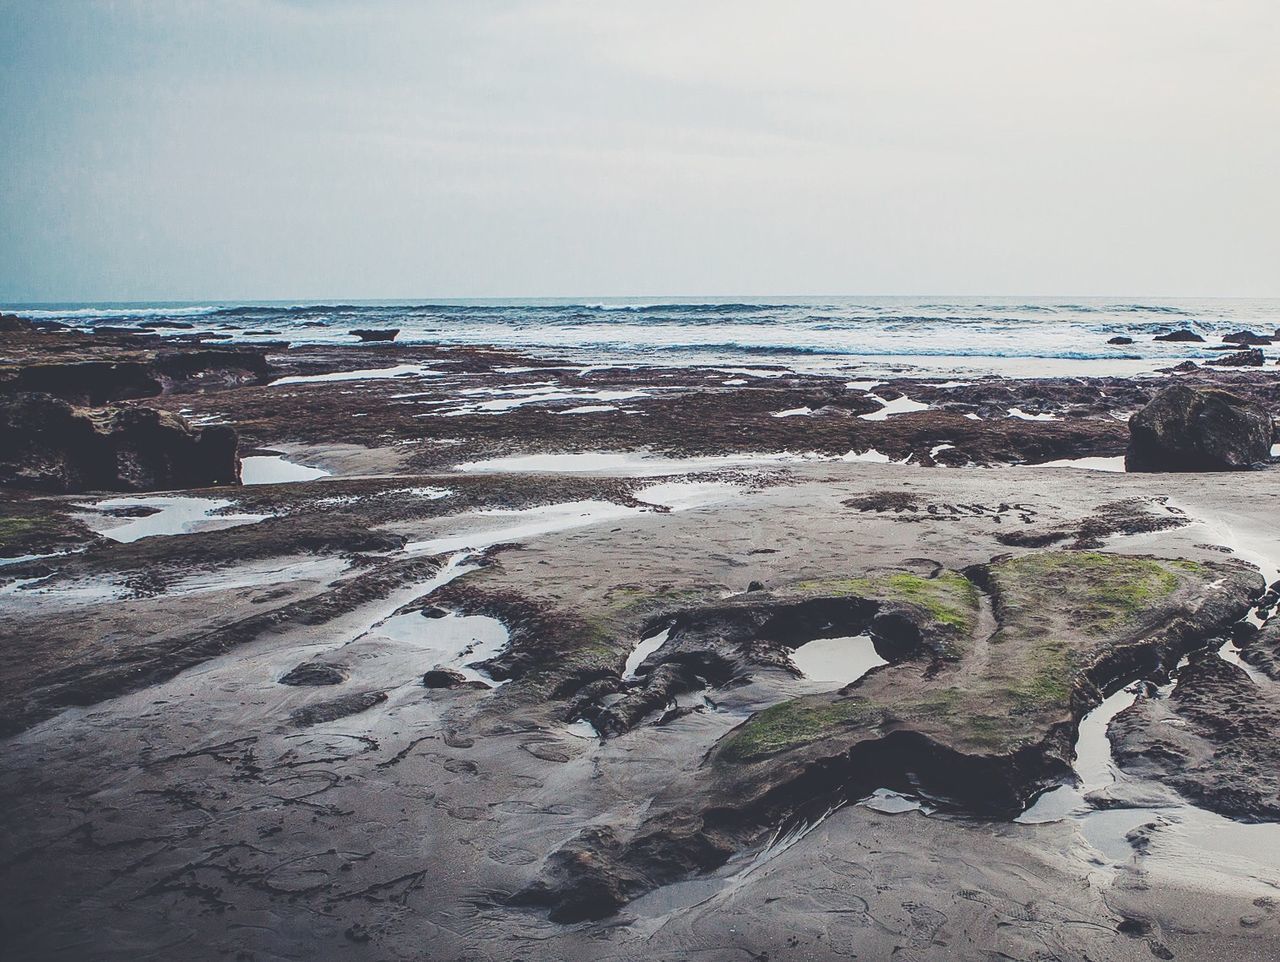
[2,306,1279,961]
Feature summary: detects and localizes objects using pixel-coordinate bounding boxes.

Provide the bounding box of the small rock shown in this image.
[351,328,399,342]
[279,662,349,686]
[99,505,163,519]
[747,580,765,592]
[290,690,387,727]
[1107,336,1134,345]
[423,668,469,688]
[1153,329,1205,342]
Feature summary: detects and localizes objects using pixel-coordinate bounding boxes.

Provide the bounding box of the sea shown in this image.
[8,297,1279,379]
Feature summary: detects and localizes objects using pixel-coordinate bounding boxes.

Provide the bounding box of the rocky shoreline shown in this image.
[2,318,1280,961]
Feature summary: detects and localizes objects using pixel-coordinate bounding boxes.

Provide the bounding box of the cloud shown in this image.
[1,1,1277,298]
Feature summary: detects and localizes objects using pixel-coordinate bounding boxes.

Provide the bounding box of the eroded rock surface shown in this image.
[0,393,240,493]
[1110,654,1280,821]
[516,551,1260,920]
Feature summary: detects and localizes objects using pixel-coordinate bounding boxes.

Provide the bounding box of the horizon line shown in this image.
[5,293,1280,307]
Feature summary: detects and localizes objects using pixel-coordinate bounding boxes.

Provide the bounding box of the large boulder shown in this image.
[1125,384,1274,472]
[0,392,240,493]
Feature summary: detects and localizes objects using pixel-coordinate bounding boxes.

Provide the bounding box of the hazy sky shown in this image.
[1,0,1277,301]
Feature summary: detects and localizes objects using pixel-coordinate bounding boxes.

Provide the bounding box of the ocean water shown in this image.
[9,297,1279,378]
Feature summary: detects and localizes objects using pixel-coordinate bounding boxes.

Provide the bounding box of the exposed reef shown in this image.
[514,551,1260,921]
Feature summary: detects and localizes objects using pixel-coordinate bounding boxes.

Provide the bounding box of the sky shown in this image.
[1,0,1277,301]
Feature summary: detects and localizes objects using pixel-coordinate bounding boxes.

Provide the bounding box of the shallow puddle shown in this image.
[241,455,331,484]
[790,634,887,687]
[839,448,893,464]
[1029,456,1126,472]
[76,496,269,543]
[623,628,671,680]
[859,395,930,420]
[1018,683,1141,824]
[271,363,441,385]
[564,719,602,739]
[369,609,508,684]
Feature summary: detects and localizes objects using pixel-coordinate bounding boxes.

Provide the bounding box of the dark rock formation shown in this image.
[351,328,399,342]
[0,393,240,493]
[422,668,488,689]
[1206,348,1265,367]
[290,690,388,727]
[2,361,161,406]
[0,349,270,405]
[279,662,349,686]
[1107,336,1134,345]
[1154,329,1205,343]
[1223,330,1274,346]
[1110,654,1280,821]
[1241,617,1280,681]
[152,348,271,392]
[1125,384,1274,472]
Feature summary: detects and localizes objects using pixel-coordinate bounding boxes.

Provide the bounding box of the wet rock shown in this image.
[0,312,34,333]
[1241,617,1280,681]
[1125,384,1274,472]
[843,491,921,513]
[1206,348,1265,367]
[98,504,163,519]
[520,552,1259,918]
[1110,655,1280,821]
[1168,360,1198,372]
[0,393,241,493]
[1154,329,1205,342]
[996,497,1187,549]
[422,668,488,689]
[1223,330,1273,346]
[290,690,387,727]
[279,662,349,686]
[351,328,399,342]
[1107,336,1135,345]
[587,663,702,736]
[747,580,765,592]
